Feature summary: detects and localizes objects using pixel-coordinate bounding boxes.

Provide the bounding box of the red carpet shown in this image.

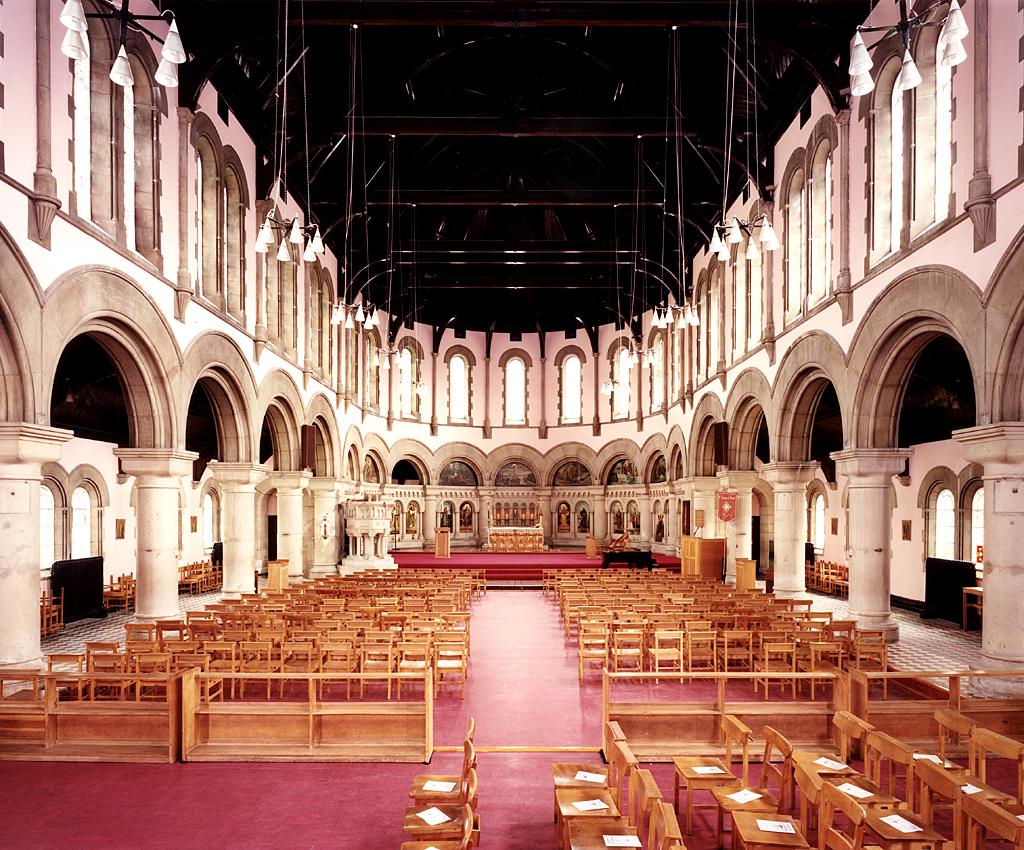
[395,550,681,581]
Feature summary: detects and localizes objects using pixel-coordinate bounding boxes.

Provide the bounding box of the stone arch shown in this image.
[433,442,487,485]
[639,433,669,483]
[542,442,599,485]
[597,441,642,486]
[847,267,984,448]
[725,368,773,470]
[688,392,725,476]
[180,332,257,463]
[66,462,111,507]
[916,465,958,510]
[305,393,341,478]
[255,370,305,471]
[387,438,434,485]
[0,223,43,423]
[771,331,850,462]
[667,424,688,480]
[485,443,544,485]
[985,223,1024,422]
[42,266,181,448]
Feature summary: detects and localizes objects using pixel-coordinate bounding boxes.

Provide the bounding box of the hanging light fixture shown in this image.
[745,236,760,261]
[302,240,317,263]
[330,303,345,325]
[848,0,968,97]
[60,28,88,61]
[355,304,365,324]
[726,218,743,244]
[276,239,290,262]
[59,0,87,32]
[109,46,134,87]
[343,309,355,330]
[288,218,304,244]
[759,215,779,251]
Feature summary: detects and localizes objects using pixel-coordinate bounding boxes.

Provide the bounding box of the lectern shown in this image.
[434,527,451,559]
[266,559,290,591]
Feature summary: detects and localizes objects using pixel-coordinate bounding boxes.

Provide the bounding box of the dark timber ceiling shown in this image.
[170,0,873,334]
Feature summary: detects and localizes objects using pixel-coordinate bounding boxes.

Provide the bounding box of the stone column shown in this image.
[430,351,439,435]
[423,491,437,547]
[538,493,551,542]
[209,462,270,596]
[966,0,995,249]
[0,425,72,666]
[760,463,818,597]
[638,495,652,546]
[29,0,62,248]
[115,449,198,620]
[386,349,396,429]
[174,109,195,321]
[308,478,341,576]
[691,477,719,538]
[831,449,910,640]
[268,471,312,577]
[716,471,759,585]
[538,355,548,438]
[954,424,1024,674]
[594,494,608,539]
[482,357,492,438]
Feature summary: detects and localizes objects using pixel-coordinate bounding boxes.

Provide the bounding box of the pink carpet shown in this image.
[0,591,1014,849]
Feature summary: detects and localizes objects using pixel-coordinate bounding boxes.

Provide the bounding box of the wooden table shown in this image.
[555,788,621,850]
[402,803,467,843]
[673,755,736,833]
[732,811,810,850]
[962,586,983,630]
[864,810,945,850]
[566,818,640,850]
[552,763,610,822]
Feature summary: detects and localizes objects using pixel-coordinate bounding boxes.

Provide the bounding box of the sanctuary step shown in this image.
[394,551,680,582]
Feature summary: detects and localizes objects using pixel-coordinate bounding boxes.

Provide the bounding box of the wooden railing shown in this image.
[181,669,434,763]
[849,668,1024,749]
[0,669,181,762]
[602,669,848,761]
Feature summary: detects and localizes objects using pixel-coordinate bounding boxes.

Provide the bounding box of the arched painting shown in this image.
[391,500,402,534]
[556,500,571,533]
[627,500,641,532]
[606,458,640,485]
[440,501,454,530]
[363,455,381,484]
[650,455,667,484]
[494,461,537,487]
[459,501,474,532]
[673,452,685,480]
[611,501,624,534]
[576,502,591,534]
[406,501,419,535]
[553,460,593,487]
[439,461,479,487]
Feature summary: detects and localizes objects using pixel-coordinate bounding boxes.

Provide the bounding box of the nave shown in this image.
[0,589,997,849]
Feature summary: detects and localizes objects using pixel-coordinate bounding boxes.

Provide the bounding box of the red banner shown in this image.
[716,491,737,523]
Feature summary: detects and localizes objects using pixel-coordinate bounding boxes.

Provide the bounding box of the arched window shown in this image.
[398,346,416,417]
[809,141,832,305]
[283,253,298,354]
[811,493,826,553]
[127,52,161,264]
[709,267,721,370]
[223,163,245,317]
[449,354,470,423]
[365,331,380,409]
[72,28,92,218]
[265,235,279,341]
[933,487,955,560]
[202,491,219,551]
[70,486,93,559]
[345,324,358,397]
[613,346,631,419]
[871,58,904,262]
[195,137,220,302]
[86,11,119,237]
[970,487,984,563]
[504,357,527,425]
[911,26,953,237]
[320,278,332,376]
[733,245,747,359]
[649,334,665,412]
[40,485,56,571]
[785,168,805,320]
[747,228,763,348]
[560,353,583,424]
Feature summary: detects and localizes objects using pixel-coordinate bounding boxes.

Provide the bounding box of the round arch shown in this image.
[305,393,341,478]
[688,392,725,476]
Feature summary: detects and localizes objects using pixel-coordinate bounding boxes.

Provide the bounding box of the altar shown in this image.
[487,526,545,552]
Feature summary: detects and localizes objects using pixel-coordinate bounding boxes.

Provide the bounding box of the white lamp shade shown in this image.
[355,304,365,323]
[109,46,134,88]
[939,0,969,44]
[727,218,743,243]
[254,239,269,255]
[371,309,380,327]
[60,0,88,32]
[363,316,373,330]
[380,354,390,370]
[330,305,344,325]
[851,71,875,97]
[760,216,780,251]
[276,239,290,262]
[343,312,355,330]
[677,310,686,329]
[897,50,922,91]
[257,218,274,247]
[708,228,723,255]
[60,28,88,61]
[849,32,873,76]
[940,37,967,68]
[716,241,730,262]
[310,226,324,254]
[745,236,760,261]
[288,218,304,244]
[373,351,381,367]
[161,19,187,64]
[303,241,317,263]
[688,306,700,327]
[154,57,179,88]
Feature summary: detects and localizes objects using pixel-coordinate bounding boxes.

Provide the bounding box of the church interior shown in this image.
[2,1,1024,848]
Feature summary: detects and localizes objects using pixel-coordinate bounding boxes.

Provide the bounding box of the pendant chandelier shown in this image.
[848,0,968,97]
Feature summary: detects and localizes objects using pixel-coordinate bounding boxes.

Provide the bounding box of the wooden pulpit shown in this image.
[266,559,290,591]
[434,528,451,559]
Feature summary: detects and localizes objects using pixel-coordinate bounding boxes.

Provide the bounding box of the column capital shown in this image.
[954,423,1024,473]
[208,461,271,488]
[830,448,911,483]
[265,470,313,492]
[690,476,720,495]
[716,470,760,491]
[759,462,819,489]
[113,448,197,480]
[0,423,73,467]
[308,477,341,496]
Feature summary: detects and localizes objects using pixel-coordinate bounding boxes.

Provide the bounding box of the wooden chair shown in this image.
[611,626,645,673]
[718,629,753,672]
[762,726,796,813]
[969,725,1024,802]
[684,629,717,676]
[204,640,237,701]
[319,640,357,700]
[578,621,611,683]
[850,631,888,697]
[934,708,974,763]
[124,622,157,643]
[962,793,1024,850]
[832,710,874,763]
[133,652,171,701]
[607,738,640,812]
[86,652,130,701]
[818,780,870,850]
[397,640,431,699]
[410,766,478,811]
[799,641,844,701]
[754,641,797,699]
[402,802,475,848]
[412,738,478,807]
[863,730,915,808]
[673,715,745,834]
[914,757,1012,850]
[648,629,684,682]
[711,716,780,848]
[628,767,663,843]
[238,641,274,699]
[647,800,686,850]
[47,652,84,700]
[434,638,468,698]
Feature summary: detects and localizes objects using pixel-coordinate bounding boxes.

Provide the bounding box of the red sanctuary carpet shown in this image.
[393,549,681,580]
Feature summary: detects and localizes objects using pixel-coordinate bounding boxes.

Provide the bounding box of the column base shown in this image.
[338,555,397,575]
[970,654,1024,696]
[772,586,810,600]
[309,562,338,577]
[132,606,184,623]
[851,611,900,642]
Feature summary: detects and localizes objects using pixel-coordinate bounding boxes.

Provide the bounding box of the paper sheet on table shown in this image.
[422,780,457,792]
[727,788,762,804]
[575,770,607,783]
[813,757,848,771]
[836,782,873,799]
[880,815,922,834]
[692,765,727,775]
[603,835,643,847]
[913,753,943,764]
[573,798,610,811]
[960,784,983,795]
[415,807,452,826]
[756,819,797,834]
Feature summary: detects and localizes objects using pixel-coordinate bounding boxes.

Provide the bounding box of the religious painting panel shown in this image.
[440,501,455,530]
[607,458,640,485]
[459,501,474,533]
[611,501,625,534]
[627,500,641,533]
[650,455,667,484]
[553,460,593,487]
[391,500,403,534]
[575,502,591,534]
[556,500,571,533]
[494,461,538,487]
[406,501,419,535]
[439,460,479,487]
[363,455,381,484]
